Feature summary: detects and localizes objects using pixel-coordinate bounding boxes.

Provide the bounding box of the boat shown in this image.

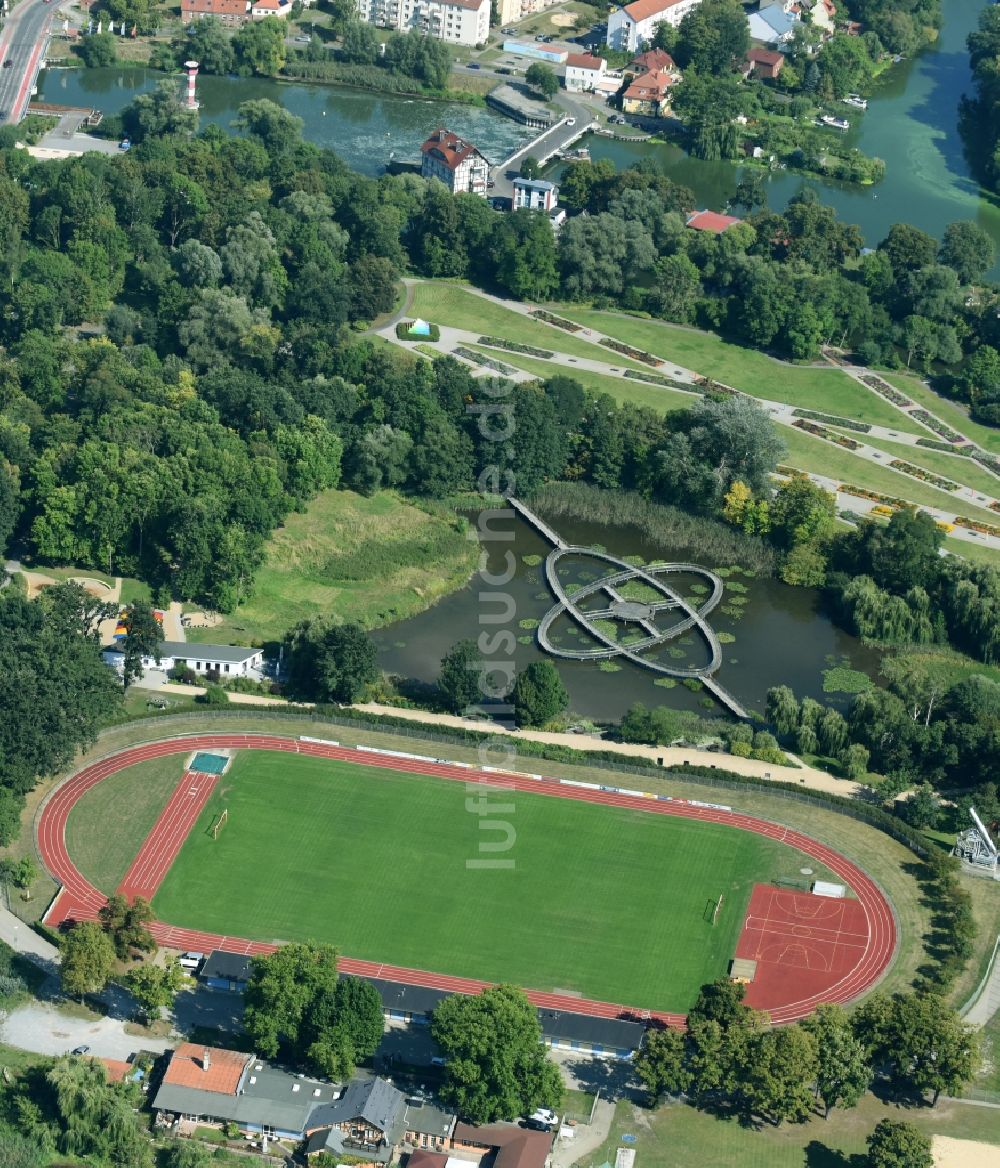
[820,115,850,130]
[843,94,868,109]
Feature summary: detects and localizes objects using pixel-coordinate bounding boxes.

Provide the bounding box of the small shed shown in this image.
[728,957,757,984]
[811,881,846,898]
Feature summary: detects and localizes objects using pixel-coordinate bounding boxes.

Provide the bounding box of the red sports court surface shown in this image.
[737,884,871,1013]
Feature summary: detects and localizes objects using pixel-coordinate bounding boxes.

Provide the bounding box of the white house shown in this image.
[356,0,489,45]
[512,177,558,211]
[420,129,490,196]
[564,52,607,93]
[607,0,702,53]
[102,640,265,679]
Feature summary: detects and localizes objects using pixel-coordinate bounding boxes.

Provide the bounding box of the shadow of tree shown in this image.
[803,1140,866,1168]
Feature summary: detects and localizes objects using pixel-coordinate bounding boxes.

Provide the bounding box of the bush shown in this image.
[196,684,228,706]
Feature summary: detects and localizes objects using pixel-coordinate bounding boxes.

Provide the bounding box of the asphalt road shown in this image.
[0,0,56,124]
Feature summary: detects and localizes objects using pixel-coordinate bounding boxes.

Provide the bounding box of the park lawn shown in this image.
[152,751,834,1012]
[882,646,1000,691]
[881,371,1000,455]
[975,1010,1000,1098]
[841,433,1000,499]
[66,756,186,893]
[408,283,647,368]
[944,534,1000,566]
[590,1095,1000,1168]
[465,346,695,413]
[184,489,477,645]
[555,308,926,434]
[780,427,1000,526]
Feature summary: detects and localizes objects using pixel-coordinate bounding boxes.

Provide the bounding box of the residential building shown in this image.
[564,52,606,92]
[621,66,679,116]
[152,1044,341,1142]
[512,177,558,212]
[626,47,677,76]
[180,0,251,24]
[356,0,490,46]
[304,1077,409,1162]
[249,0,292,15]
[747,2,798,46]
[686,209,744,234]
[201,950,253,992]
[607,0,702,53]
[101,640,265,679]
[420,129,490,196]
[743,47,785,79]
[450,1123,554,1168]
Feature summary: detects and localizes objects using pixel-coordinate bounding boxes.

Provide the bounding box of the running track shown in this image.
[37,734,897,1026]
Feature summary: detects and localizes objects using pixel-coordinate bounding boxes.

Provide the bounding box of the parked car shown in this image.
[565,118,576,126]
[496,66,512,74]
[3,59,12,68]
[530,1109,558,1126]
[467,61,480,68]
[71,1045,91,1056]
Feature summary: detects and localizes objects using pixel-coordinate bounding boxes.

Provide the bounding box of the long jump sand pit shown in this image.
[934,1135,1000,1168]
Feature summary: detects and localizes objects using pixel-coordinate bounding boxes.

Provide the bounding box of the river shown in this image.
[567,0,1000,273]
[37,67,536,174]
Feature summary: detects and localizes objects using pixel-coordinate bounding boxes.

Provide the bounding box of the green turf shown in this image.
[845,432,1000,499]
[780,427,1000,526]
[943,534,1000,566]
[152,751,837,1012]
[880,371,1000,455]
[554,309,926,434]
[66,756,186,893]
[184,489,477,644]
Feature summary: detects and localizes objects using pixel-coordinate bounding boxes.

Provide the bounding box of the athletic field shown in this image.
[150,752,828,1011]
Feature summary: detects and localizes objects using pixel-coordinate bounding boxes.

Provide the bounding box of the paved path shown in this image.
[0,999,172,1060]
[964,934,1000,1028]
[0,905,59,965]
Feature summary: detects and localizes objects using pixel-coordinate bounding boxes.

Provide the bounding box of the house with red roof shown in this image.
[743,47,785,80]
[686,210,745,234]
[180,0,251,24]
[420,129,490,197]
[607,0,703,53]
[249,0,292,16]
[626,47,678,77]
[621,67,679,116]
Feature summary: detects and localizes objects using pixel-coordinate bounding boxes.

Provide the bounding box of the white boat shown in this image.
[843,94,868,109]
[820,115,850,130]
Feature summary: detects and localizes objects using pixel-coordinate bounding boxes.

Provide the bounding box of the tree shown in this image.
[802,1004,871,1117]
[770,476,836,550]
[722,480,770,534]
[235,99,305,155]
[866,1120,932,1168]
[284,619,379,704]
[431,984,563,1123]
[122,80,199,142]
[674,0,749,75]
[234,16,287,76]
[841,742,870,780]
[525,63,559,99]
[303,975,385,1080]
[512,660,569,727]
[743,1025,818,1125]
[61,922,115,999]
[243,942,340,1058]
[0,857,36,899]
[519,155,540,180]
[0,464,19,560]
[98,894,155,959]
[878,223,937,274]
[77,33,117,69]
[635,1026,689,1101]
[438,639,483,714]
[766,685,800,738]
[120,604,162,689]
[183,16,236,74]
[939,220,996,285]
[126,960,187,1022]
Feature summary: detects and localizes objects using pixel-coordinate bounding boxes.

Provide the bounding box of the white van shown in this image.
[178,952,204,970]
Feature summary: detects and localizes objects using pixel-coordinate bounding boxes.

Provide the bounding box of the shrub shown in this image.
[196,684,228,706]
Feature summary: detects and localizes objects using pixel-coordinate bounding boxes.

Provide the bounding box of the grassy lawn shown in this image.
[119,577,152,606]
[881,646,1000,691]
[852,433,1000,499]
[555,309,926,434]
[944,534,1000,566]
[881,371,1000,455]
[588,1094,1000,1168]
[465,346,695,413]
[152,751,838,1012]
[974,1009,1000,1098]
[408,283,646,368]
[183,489,478,645]
[21,563,115,587]
[780,427,1000,525]
[66,756,186,893]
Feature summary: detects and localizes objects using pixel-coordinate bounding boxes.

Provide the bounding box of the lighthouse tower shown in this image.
[184,61,200,111]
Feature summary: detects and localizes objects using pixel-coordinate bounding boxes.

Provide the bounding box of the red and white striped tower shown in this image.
[184,60,200,110]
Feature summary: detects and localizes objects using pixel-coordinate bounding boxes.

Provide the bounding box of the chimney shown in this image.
[203,1048,211,1071]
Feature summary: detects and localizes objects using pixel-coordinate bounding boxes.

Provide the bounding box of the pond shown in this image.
[37,66,536,175]
[371,507,881,724]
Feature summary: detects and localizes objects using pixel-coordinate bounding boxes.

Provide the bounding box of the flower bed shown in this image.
[860,374,911,407]
[478,336,554,359]
[624,369,699,392]
[916,437,972,455]
[839,484,910,509]
[888,459,958,491]
[599,337,663,367]
[396,320,440,342]
[453,346,516,375]
[530,309,582,333]
[792,408,871,433]
[955,515,1000,538]
[910,410,963,443]
[972,450,1000,477]
[695,376,744,397]
[793,418,860,450]
[775,464,809,477]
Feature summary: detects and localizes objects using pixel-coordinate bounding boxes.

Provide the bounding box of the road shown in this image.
[490,90,596,200]
[0,0,56,124]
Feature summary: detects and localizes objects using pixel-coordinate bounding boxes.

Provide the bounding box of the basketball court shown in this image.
[735,883,871,1012]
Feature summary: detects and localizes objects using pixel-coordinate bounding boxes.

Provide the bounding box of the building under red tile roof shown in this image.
[686,210,744,234]
[421,129,485,172]
[624,67,678,102]
[453,1123,553,1168]
[565,52,604,70]
[747,48,785,67]
[629,48,676,73]
[162,1043,248,1095]
[97,1058,134,1082]
[407,1153,449,1168]
[621,0,685,22]
[183,0,250,14]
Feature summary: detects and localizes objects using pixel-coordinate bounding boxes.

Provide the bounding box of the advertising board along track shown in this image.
[37,733,898,1027]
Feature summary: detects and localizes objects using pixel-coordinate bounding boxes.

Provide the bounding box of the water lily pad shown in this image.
[598,660,622,672]
[521,554,543,566]
[653,678,677,689]
[718,632,736,644]
[519,618,540,630]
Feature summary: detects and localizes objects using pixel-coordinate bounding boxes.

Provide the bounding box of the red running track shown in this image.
[116,770,220,903]
[37,733,898,1026]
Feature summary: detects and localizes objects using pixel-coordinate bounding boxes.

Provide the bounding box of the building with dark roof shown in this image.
[305,1077,409,1162]
[537,1009,645,1060]
[202,950,253,991]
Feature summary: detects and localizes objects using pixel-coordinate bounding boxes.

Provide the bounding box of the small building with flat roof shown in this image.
[202,950,254,991]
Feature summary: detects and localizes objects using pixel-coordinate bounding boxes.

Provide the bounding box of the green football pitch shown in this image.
[151,752,829,1011]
